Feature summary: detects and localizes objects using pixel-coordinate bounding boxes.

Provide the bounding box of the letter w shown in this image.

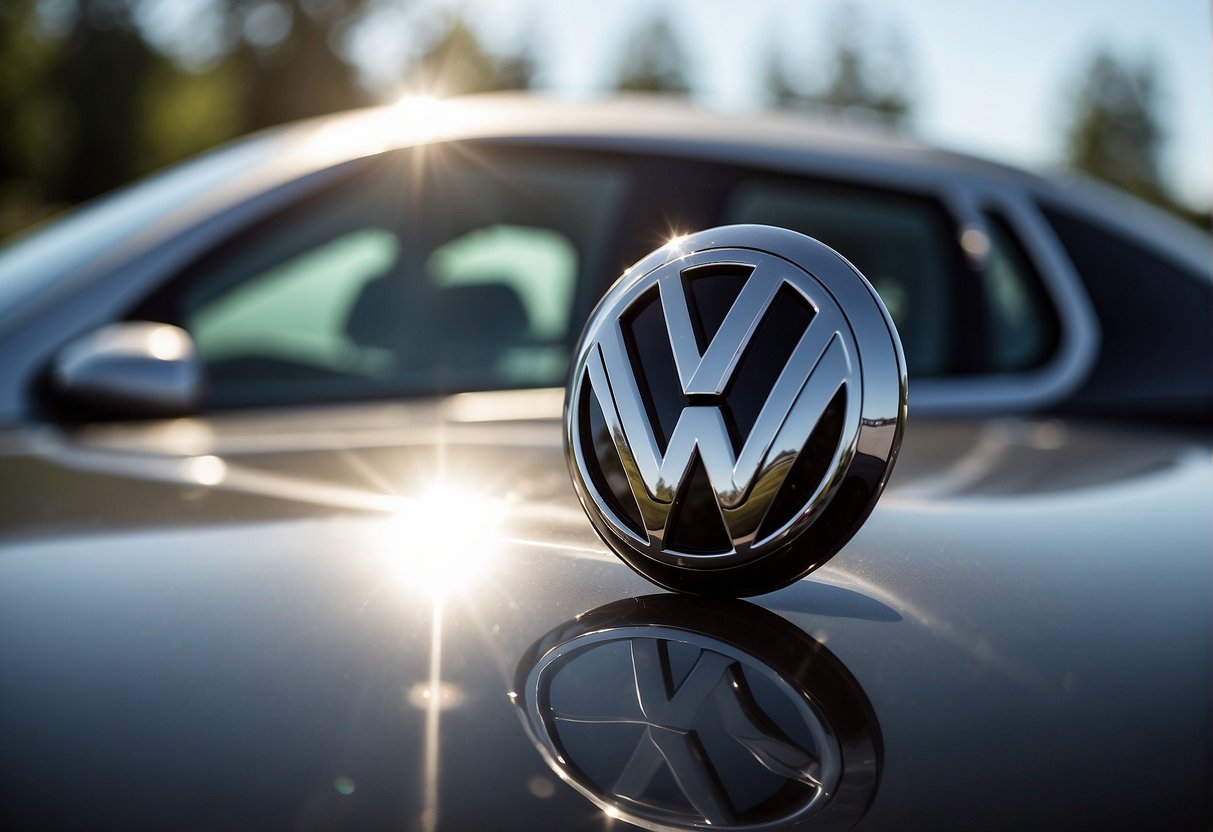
[586,266,853,550]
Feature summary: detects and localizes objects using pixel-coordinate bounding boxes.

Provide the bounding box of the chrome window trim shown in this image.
[699,150,1101,415]
[908,184,1100,415]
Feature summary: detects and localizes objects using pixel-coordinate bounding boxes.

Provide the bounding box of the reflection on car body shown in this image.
[515,595,881,831]
[0,391,1209,828]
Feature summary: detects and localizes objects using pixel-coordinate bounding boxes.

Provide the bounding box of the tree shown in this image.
[0,0,375,240]
[615,16,690,95]
[0,0,62,236]
[1063,50,1168,206]
[814,37,910,129]
[766,4,913,132]
[51,0,174,203]
[493,50,536,93]
[222,0,371,131]
[405,15,535,97]
[762,50,799,110]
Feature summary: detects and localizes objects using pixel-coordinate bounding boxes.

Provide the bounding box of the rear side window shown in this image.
[150,146,629,409]
[981,212,1060,372]
[723,178,960,376]
[1040,203,1212,418]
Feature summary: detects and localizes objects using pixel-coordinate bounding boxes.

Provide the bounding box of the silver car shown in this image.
[0,95,1208,830]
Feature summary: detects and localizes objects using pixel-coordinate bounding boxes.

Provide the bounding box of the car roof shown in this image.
[293,91,1041,183]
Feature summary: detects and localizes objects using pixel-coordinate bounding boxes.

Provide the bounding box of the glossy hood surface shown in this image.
[0,393,1209,830]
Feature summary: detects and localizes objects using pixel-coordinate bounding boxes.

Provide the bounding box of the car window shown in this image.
[980,212,1060,372]
[1041,202,1212,417]
[159,146,628,408]
[427,224,578,384]
[723,177,960,376]
[190,228,401,378]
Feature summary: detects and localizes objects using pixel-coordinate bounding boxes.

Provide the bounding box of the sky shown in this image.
[344,0,1212,211]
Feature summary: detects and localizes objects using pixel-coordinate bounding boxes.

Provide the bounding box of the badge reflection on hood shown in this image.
[564,226,907,596]
[513,595,882,831]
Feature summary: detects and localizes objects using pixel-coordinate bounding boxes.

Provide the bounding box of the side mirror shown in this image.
[50,322,203,418]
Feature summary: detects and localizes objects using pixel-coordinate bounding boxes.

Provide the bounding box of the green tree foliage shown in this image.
[0,0,375,240]
[815,41,910,129]
[52,0,173,203]
[1063,50,1168,206]
[0,0,61,235]
[1061,50,1210,227]
[406,15,535,96]
[494,52,536,93]
[763,50,799,111]
[139,58,247,173]
[223,0,371,131]
[615,16,690,95]
[767,4,913,132]
[0,1,545,240]
[0,0,186,231]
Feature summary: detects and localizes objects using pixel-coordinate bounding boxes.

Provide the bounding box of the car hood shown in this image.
[0,392,1209,830]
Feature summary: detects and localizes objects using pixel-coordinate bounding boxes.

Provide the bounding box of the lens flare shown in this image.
[663,233,690,256]
[378,485,505,595]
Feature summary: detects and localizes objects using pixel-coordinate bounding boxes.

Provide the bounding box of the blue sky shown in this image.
[347,0,1211,210]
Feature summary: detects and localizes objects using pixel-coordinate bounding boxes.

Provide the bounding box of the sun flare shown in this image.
[377,484,506,596]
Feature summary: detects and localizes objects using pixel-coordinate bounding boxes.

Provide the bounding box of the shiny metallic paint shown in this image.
[0,396,1207,828]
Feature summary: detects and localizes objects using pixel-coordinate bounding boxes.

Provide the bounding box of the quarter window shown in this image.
[980,212,1060,372]
[723,178,960,376]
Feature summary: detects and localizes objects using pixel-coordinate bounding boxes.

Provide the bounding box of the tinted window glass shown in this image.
[190,228,401,379]
[724,178,959,376]
[165,147,627,408]
[1041,203,1212,419]
[426,224,578,383]
[981,213,1060,372]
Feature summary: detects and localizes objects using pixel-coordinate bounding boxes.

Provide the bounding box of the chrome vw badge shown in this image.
[565,225,906,596]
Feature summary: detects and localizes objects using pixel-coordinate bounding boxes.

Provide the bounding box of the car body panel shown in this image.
[0,394,1208,829]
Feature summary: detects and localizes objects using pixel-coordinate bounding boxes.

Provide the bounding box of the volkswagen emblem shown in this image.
[565,225,907,596]
[513,595,881,831]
